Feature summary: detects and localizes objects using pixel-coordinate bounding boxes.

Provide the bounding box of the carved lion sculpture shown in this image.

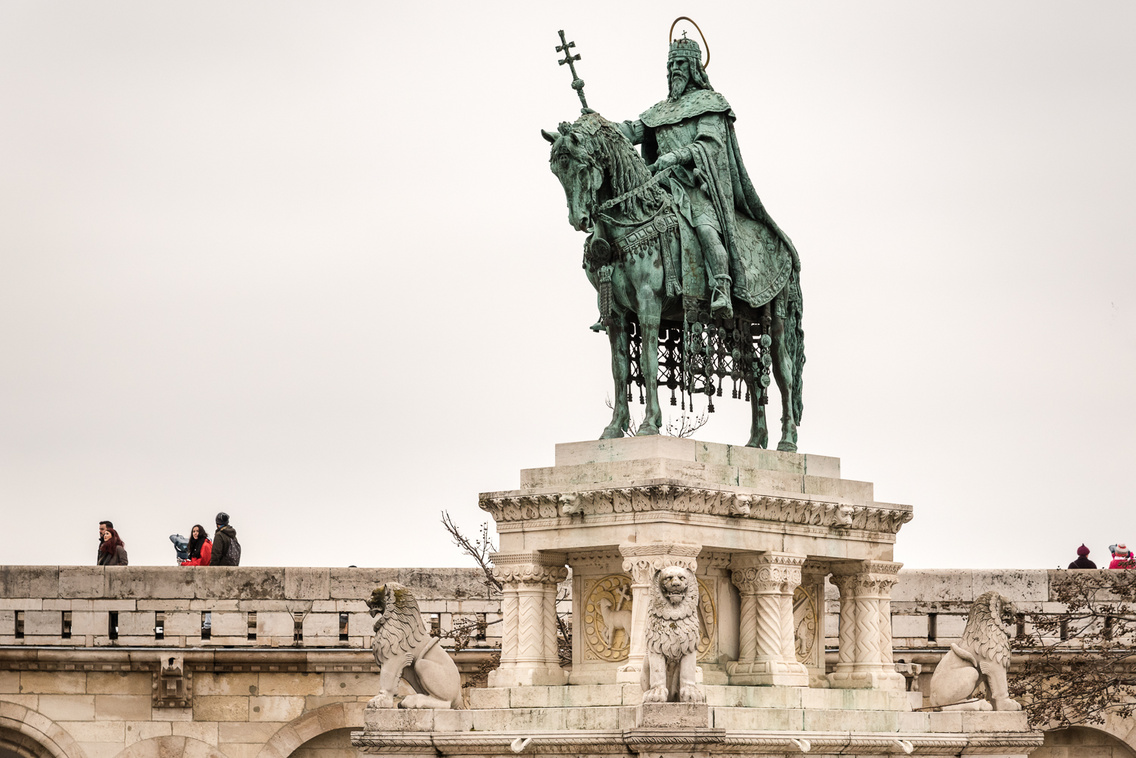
[640,566,704,703]
[928,591,1021,711]
[366,583,465,710]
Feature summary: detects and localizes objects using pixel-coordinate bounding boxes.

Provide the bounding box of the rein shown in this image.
[594,166,673,214]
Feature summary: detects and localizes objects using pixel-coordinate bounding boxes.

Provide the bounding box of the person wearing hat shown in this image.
[1109,543,1134,569]
[209,512,241,566]
[1068,544,1096,569]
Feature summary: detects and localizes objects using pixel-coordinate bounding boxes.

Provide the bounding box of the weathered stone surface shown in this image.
[37,694,96,721]
[88,671,151,695]
[193,696,250,721]
[636,701,710,728]
[195,673,259,697]
[95,694,152,721]
[249,695,305,722]
[285,569,331,600]
[0,566,59,598]
[22,671,86,694]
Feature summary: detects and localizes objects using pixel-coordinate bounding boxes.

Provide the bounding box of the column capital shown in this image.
[730,552,805,593]
[619,542,700,583]
[491,552,568,585]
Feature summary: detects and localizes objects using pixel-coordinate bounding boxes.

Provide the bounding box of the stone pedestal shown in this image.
[478,437,913,688]
[353,438,1041,758]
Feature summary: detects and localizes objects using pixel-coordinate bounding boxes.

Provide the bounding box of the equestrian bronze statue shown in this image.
[543,28,804,451]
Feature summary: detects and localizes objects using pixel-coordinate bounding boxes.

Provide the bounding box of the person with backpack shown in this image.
[209,512,241,566]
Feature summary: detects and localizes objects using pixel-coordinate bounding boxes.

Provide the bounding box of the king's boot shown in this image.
[711,275,734,320]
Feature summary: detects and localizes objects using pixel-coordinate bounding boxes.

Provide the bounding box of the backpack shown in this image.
[218,532,242,566]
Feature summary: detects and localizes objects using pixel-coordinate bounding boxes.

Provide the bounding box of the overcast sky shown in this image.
[1,2,1133,571]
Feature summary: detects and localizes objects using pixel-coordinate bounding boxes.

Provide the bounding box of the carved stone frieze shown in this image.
[479,486,912,534]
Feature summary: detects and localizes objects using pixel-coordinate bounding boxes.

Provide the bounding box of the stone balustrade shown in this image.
[0,566,501,651]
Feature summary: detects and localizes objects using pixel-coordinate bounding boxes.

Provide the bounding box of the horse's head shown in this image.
[543,118,605,232]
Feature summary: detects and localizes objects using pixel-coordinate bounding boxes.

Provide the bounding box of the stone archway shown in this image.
[255,702,365,758]
[1036,726,1136,758]
[0,701,86,758]
[114,736,228,758]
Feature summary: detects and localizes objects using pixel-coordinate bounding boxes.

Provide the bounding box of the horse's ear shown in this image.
[541,129,557,144]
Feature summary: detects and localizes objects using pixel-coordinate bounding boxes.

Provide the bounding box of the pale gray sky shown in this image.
[1,2,1133,570]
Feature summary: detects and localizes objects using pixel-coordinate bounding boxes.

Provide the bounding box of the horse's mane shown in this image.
[574,113,666,221]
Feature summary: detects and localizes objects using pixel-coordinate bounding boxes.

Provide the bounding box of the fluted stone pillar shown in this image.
[488,552,568,687]
[828,560,904,690]
[727,552,808,686]
[616,542,701,683]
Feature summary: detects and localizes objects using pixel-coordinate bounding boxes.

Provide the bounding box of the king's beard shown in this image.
[668,72,689,101]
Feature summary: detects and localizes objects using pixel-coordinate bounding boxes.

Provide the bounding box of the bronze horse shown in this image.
[543,112,803,451]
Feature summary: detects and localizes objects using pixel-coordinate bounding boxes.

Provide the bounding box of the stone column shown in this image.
[487,552,568,687]
[829,570,858,684]
[727,552,808,686]
[616,542,701,683]
[827,560,904,690]
[799,561,829,688]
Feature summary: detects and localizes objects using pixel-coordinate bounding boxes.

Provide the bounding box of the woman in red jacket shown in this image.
[180,525,212,566]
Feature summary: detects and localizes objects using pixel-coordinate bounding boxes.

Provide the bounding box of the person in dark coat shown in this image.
[97,525,128,566]
[209,512,241,566]
[1068,544,1096,569]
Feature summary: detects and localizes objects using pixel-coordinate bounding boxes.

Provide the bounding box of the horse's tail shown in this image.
[786,265,805,425]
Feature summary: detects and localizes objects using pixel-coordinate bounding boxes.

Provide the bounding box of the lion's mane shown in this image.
[959,591,1013,670]
[644,566,701,659]
[369,582,429,665]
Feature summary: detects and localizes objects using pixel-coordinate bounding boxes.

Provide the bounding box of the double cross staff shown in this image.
[555,30,589,113]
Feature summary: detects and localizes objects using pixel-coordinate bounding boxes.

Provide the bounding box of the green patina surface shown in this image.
[544,31,804,452]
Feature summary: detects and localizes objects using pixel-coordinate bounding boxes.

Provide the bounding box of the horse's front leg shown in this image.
[770,314,798,452]
[600,314,631,439]
[635,292,663,436]
[744,375,769,449]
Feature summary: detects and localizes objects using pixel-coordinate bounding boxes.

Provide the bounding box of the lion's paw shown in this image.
[994,698,1022,711]
[367,691,395,709]
[678,684,705,703]
[642,685,669,703]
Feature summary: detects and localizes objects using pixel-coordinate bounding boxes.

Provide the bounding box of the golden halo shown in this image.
[669,16,710,69]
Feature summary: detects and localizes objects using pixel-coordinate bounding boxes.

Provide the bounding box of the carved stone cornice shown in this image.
[478,485,912,534]
[490,552,568,586]
[619,542,701,582]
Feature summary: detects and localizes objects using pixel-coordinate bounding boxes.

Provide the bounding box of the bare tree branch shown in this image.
[441,511,502,593]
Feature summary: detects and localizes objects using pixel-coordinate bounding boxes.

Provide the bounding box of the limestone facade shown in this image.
[2,563,1134,756]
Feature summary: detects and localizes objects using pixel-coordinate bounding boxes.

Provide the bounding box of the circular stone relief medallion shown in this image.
[793,585,817,663]
[583,575,633,662]
[696,577,717,662]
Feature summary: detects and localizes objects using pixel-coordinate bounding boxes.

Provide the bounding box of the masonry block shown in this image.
[248,695,305,722]
[95,694,152,721]
[285,568,330,600]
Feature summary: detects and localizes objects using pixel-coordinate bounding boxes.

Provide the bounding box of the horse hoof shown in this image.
[600,426,626,440]
[746,437,768,449]
[776,441,798,453]
[636,425,660,436]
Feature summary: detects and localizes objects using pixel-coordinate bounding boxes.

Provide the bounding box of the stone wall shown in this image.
[2,566,1134,758]
[0,566,497,758]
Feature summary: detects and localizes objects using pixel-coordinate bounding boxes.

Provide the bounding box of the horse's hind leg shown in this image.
[770,312,798,452]
[744,375,769,449]
[600,315,631,439]
[634,298,662,436]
